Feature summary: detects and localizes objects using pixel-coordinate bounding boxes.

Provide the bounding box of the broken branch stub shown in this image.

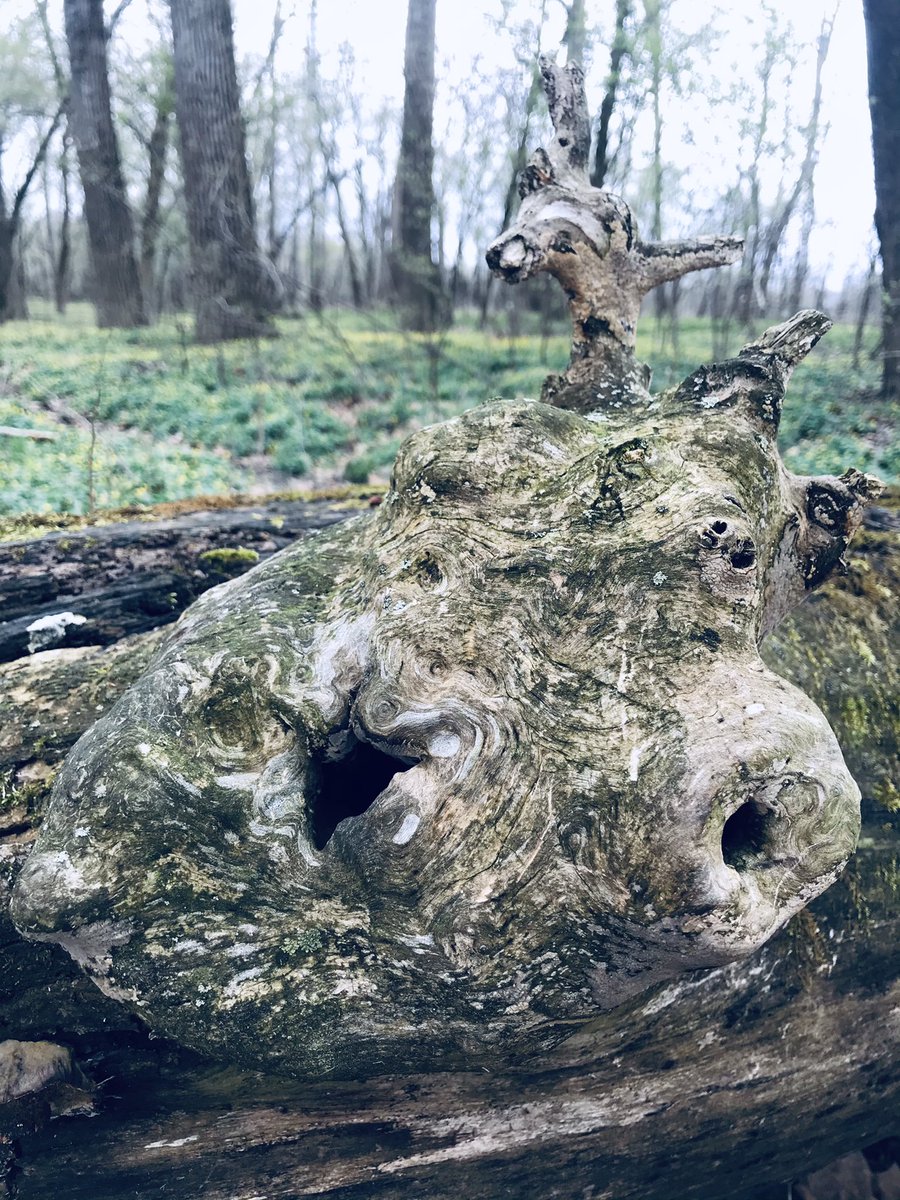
[10,302,879,1079]
[485,56,743,412]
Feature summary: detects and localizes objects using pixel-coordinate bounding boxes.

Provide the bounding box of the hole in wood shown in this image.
[311,737,417,849]
[730,540,757,570]
[711,520,728,534]
[722,799,774,870]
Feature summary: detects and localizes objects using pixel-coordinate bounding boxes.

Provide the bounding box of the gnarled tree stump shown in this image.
[1,57,895,1200]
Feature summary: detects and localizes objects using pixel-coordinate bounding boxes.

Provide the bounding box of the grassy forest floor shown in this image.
[0,301,896,517]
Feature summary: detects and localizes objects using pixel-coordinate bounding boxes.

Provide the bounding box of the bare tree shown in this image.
[36,0,72,314]
[591,0,633,188]
[562,0,588,66]
[766,11,835,313]
[138,59,174,318]
[168,0,278,341]
[479,0,550,325]
[63,0,146,327]
[862,0,900,402]
[391,0,445,331]
[0,108,65,322]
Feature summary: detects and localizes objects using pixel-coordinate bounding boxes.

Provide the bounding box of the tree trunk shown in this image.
[0,219,13,324]
[0,493,373,663]
[168,0,278,342]
[63,0,146,329]
[6,234,29,320]
[591,0,632,188]
[139,65,174,321]
[36,0,72,315]
[862,0,900,402]
[853,254,879,371]
[391,0,444,331]
[563,0,588,66]
[0,107,65,323]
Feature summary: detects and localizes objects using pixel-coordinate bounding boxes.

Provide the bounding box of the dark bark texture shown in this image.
[863,0,900,402]
[0,493,373,663]
[0,494,896,1199]
[0,107,66,323]
[391,0,444,331]
[590,0,632,189]
[168,0,279,342]
[0,220,13,325]
[63,0,146,329]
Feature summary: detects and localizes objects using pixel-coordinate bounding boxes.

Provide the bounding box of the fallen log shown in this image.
[0,507,894,1199]
[0,427,57,442]
[0,492,374,662]
[0,458,895,1200]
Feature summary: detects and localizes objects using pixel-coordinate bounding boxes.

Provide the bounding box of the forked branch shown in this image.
[486,56,742,413]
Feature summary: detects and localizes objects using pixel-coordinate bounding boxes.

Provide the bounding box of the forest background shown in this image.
[0,0,895,521]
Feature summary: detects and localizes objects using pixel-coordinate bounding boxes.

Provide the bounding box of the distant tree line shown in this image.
[0,0,895,399]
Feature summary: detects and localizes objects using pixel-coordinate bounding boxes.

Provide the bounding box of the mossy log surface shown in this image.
[2,53,895,1200]
[0,486,896,1197]
[0,411,895,1197]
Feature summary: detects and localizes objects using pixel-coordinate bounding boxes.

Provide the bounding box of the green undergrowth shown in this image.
[0,303,894,515]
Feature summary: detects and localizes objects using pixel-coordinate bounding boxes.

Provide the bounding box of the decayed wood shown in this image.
[0,499,894,1197]
[0,494,372,662]
[2,55,893,1200]
[485,57,742,411]
[8,310,880,1096]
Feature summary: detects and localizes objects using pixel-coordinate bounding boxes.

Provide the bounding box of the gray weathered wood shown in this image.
[0,495,896,1199]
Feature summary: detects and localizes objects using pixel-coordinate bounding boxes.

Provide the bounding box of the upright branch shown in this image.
[486,57,742,412]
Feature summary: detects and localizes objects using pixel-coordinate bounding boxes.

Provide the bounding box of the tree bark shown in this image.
[168,0,279,342]
[391,0,445,331]
[54,136,72,314]
[63,0,146,329]
[562,0,588,66]
[862,0,900,402]
[0,220,12,326]
[139,64,174,320]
